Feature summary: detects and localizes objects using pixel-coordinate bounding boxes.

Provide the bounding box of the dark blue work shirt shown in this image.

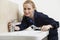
[16,10,59,31]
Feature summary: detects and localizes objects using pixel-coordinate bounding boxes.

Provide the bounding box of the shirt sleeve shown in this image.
[16,16,32,31]
[39,12,59,29]
[45,18,59,29]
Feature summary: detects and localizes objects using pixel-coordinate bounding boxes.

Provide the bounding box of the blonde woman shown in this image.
[15,0,59,40]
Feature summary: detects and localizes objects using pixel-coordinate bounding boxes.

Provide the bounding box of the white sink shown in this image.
[0,31,49,40]
[0,36,36,40]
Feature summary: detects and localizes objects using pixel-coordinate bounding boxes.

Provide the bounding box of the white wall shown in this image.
[33,0,60,21]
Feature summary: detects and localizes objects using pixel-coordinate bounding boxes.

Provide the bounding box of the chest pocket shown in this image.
[26,18,34,26]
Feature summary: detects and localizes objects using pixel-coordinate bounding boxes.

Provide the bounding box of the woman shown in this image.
[14,0,59,40]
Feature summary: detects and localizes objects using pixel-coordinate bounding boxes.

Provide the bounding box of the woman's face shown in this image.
[23,3,35,17]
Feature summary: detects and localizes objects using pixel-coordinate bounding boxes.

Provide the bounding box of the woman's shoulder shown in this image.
[35,11,49,18]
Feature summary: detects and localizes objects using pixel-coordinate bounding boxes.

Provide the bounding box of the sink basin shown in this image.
[0,36,36,40]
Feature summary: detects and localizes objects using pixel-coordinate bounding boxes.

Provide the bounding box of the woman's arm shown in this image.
[45,18,59,29]
[38,12,59,31]
[41,17,59,31]
[16,16,32,31]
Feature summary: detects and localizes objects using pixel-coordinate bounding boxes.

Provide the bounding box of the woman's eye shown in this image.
[24,8,26,10]
[24,8,31,10]
[28,8,31,10]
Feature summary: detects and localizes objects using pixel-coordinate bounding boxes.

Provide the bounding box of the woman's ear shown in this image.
[34,8,35,10]
[34,7,36,11]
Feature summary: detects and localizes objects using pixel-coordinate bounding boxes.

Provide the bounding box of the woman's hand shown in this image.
[41,25,53,31]
[14,26,20,31]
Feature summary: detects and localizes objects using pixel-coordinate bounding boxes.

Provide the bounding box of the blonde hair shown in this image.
[23,0,36,9]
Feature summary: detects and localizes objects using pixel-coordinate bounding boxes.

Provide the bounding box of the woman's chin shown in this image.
[25,15,30,17]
